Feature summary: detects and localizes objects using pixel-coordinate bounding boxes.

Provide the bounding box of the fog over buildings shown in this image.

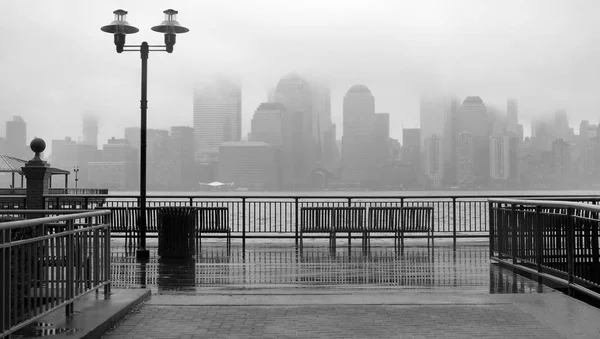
[2,0,600,191]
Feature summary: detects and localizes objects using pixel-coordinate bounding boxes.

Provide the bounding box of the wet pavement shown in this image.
[109,238,548,294]
[100,239,600,338]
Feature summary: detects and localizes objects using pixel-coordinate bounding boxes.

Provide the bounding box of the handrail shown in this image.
[41,193,600,199]
[0,210,110,230]
[489,198,600,213]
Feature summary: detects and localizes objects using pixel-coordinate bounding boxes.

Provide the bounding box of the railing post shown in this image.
[535,206,542,273]
[566,207,575,293]
[497,203,504,257]
[347,197,352,247]
[189,197,193,207]
[242,197,246,252]
[511,204,517,265]
[294,198,299,246]
[92,217,99,289]
[104,217,111,296]
[0,228,10,333]
[452,197,457,249]
[65,219,74,316]
[488,201,494,256]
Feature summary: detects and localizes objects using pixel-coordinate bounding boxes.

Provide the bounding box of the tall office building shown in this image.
[274,74,315,185]
[251,102,291,189]
[401,128,421,186]
[424,134,443,188]
[507,99,518,134]
[82,114,98,149]
[250,103,289,147]
[341,84,377,184]
[170,126,195,189]
[457,133,475,188]
[193,77,242,162]
[374,113,390,165]
[489,134,510,183]
[459,96,488,137]
[459,97,490,187]
[420,95,459,186]
[124,127,140,150]
[6,116,26,159]
[554,110,570,141]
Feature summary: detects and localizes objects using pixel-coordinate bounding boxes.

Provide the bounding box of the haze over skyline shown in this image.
[2,0,600,153]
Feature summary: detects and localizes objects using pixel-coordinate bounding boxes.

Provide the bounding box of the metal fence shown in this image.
[0,209,111,338]
[489,198,600,301]
[39,194,600,244]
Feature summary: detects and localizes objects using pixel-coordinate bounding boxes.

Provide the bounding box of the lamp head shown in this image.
[101,9,139,53]
[151,9,189,53]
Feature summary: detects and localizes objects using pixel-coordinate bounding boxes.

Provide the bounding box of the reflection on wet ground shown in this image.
[110,239,551,295]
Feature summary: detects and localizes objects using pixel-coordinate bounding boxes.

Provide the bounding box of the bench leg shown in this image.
[227,232,231,256]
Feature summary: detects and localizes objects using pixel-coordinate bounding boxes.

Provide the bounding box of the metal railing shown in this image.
[0,209,111,338]
[40,194,600,245]
[489,198,600,300]
[0,188,108,195]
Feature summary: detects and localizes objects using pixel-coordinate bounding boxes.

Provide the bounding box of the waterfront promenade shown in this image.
[99,239,600,338]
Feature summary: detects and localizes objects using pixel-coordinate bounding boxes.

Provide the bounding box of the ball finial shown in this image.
[30,138,46,155]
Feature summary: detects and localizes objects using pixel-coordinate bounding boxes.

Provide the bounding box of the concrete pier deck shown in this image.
[97,239,600,338]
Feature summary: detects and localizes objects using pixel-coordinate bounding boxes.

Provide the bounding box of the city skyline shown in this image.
[2,0,600,153]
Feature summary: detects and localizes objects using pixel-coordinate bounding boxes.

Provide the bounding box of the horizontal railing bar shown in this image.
[38,193,600,200]
[490,198,600,214]
[0,223,110,248]
[0,209,97,214]
[0,210,110,230]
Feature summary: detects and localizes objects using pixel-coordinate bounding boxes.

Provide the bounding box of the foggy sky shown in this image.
[2,0,600,154]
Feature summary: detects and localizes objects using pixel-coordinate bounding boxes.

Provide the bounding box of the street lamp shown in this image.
[101,9,189,259]
[73,166,79,189]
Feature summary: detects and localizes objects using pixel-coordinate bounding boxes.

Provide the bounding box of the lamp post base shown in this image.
[136,248,150,259]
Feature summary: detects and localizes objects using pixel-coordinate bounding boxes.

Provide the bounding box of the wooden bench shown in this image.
[331,207,367,251]
[367,206,434,251]
[300,207,367,251]
[197,207,230,252]
[299,207,334,249]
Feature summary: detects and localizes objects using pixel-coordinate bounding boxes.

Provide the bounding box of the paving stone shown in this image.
[102,304,564,339]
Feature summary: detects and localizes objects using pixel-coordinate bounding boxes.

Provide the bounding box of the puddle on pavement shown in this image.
[15,323,79,337]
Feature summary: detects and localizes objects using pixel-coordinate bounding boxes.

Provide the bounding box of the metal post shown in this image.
[242,197,246,252]
[511,204,517,265]
[488,202,494,256]
[0,228,11,333]
[566,208,574,292]
[137,41,150,259]
[294,198,299,246]
[452,197,457,249]
[65,219,74,316]
[535,206,542,273]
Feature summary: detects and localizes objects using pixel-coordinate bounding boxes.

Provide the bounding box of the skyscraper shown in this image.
[424,135,443,188]
[193,77,242,162]
[341,84,377,184]
[420,95,459,186]
[459,97,490,187]
[251,102,291,189]
[507,99,518,134]
[82,114,98,149]
[6,116,26,159]
[274,74,315,185]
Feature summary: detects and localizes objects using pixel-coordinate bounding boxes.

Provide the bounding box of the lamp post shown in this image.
[101,9,189,259]
[73,166,79,189]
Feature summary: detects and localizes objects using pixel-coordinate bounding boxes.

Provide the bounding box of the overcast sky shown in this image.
[2,0,600,154]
